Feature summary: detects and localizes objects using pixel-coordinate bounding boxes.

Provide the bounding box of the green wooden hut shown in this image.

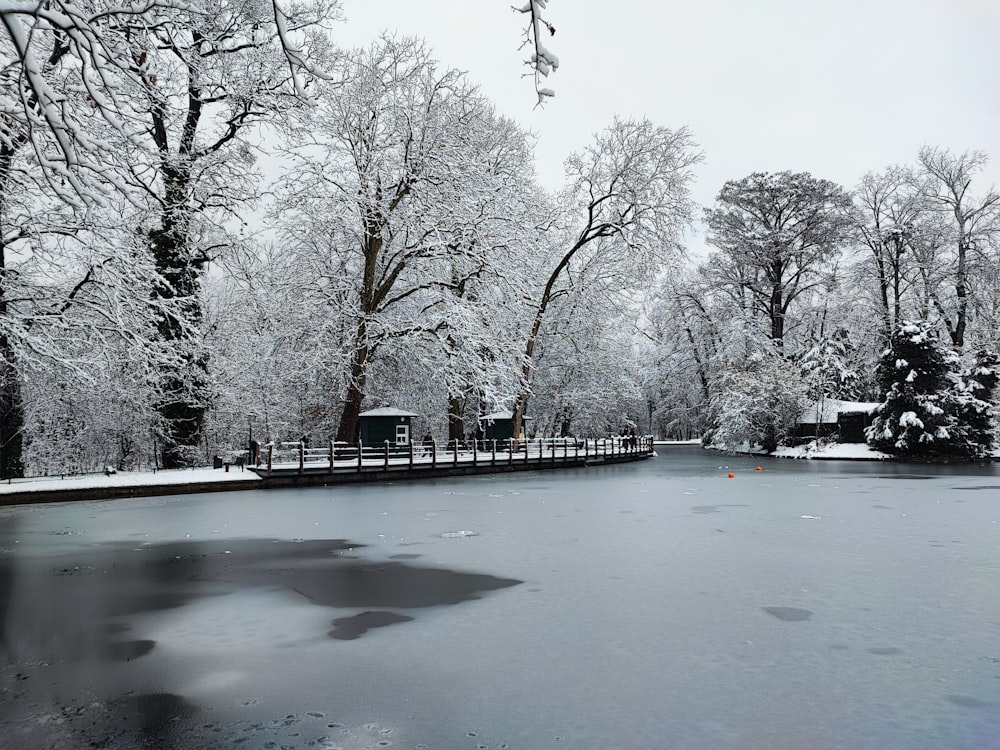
[358,407,418,448]
[479,411,519,442]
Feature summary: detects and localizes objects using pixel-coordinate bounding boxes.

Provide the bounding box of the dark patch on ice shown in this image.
[874,474,933,480]
[0,535,519,707]
[691,504,748,514]
[389,553,421,559]
[867,647,903,655]
[284,561,521,609]
[953,485,1000,491]
[328,611,414,640]
[762,606,813,622]
[110,692,198,740]
[871,504,893,509]
[107,639,156,661]
[947,694,991,708]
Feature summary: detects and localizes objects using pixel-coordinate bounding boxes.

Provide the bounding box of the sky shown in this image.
[334,0,1000,238]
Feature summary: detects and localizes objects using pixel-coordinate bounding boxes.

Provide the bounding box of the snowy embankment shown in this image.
[771,442,892,460]
[675,437,893,460]
[0,466,259,497]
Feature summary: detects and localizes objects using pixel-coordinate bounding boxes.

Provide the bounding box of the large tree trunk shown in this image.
[769,258,785,352]
[336,322,370,443]
[0,350,24,480]
[149,165,208,468]
[0,146,24,479]
[447,395,465,443]
[337,381,364,444]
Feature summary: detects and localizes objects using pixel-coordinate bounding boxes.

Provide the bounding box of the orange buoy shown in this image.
[727,472,735,478]
[755,466,762,471]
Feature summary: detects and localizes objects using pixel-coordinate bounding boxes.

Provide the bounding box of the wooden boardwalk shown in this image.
[252,436,654,486]
[0,437,653,506]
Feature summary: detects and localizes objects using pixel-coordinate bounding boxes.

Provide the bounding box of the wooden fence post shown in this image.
[357,440,363,470]
[384,441,389,470]
[298,442,304,474]
[266,444,273,478]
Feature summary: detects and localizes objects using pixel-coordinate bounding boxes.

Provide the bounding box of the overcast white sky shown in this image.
[335,0,1000,216]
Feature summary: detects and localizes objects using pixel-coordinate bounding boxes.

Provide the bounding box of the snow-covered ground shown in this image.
[772,441,892,460]
[0,466,259,496]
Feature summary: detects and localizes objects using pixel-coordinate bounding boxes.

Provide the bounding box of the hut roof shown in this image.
[799,399,880,424]
[480,411,513,421]
[358,407,419,418]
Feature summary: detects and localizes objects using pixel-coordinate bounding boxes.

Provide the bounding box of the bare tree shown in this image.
[117,0,337,467]
[854,166,930,343]
[1,0,336,197]
[916,146,1000,350]
[273,37,540,444]
[1,0,339,473]
[510,117,701,440]
[704,171,855,354]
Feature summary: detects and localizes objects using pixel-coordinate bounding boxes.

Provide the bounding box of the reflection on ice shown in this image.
[762,606,814,622]
[329,610,415,640]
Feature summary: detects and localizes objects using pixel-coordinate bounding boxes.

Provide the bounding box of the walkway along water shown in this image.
[255,436,654,486]
[0,436,653,506]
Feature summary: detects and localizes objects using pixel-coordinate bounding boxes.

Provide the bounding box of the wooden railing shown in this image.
[253,436,654,478]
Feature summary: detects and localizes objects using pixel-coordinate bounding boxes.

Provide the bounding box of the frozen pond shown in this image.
[2,446,999,749]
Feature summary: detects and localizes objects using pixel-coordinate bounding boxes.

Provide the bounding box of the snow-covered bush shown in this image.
[709,350,809,453]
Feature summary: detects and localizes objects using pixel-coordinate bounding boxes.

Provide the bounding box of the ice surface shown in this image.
[1,447,999,749]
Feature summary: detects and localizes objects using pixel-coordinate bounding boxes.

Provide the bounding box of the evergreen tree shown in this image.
[798,327,863,401]
[954,349,999,456]
[865,321,992,458]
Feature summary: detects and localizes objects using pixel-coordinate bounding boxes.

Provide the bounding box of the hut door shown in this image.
[395,424,410,446]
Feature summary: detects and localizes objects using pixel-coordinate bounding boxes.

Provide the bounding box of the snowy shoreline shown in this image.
[3,441,996,508]
[665,439,1000,462]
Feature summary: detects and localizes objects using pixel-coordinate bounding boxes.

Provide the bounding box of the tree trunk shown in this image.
[336,321,369,443]
[149,165,208,468]
[770,281,784,352]
[952,233,968,350]
[337,381,364,444]
[447,395,465,442]
[0,350,24,480]
[0,145,24,478]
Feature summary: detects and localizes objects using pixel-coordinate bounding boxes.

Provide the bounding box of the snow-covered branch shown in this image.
[513,0,558,106]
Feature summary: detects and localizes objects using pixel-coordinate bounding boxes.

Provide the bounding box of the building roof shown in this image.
[358,407,419,418]
[798,399,880,424]
[480,411,513,421]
